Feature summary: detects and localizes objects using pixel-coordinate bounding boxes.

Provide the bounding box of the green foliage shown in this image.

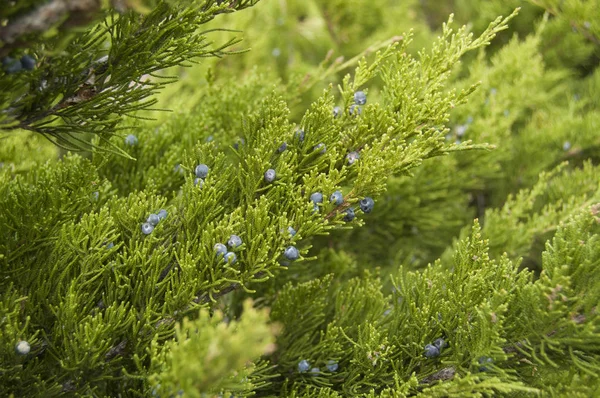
[2,0,600,397]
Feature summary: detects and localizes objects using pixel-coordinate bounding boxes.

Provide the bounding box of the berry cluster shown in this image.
[2,55,36,74]
[214,235,244,265]
[297,359,339,374]
[141,209,168,235]
[424,337,446,358]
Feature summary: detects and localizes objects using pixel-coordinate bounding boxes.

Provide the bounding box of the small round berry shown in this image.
[141,222,154,235]
[563,141,571,151]
[125,134,138,146]
[20,55,36,70]
[194,177,204,188]
[2,57,22,74]
[326,360,338,372]
[264,168,276,183]
[106,242,115,249]
[312,203,320,214]
[343,207,355,222]
[224,252,237,264]
[92,191,99,201]
[228,234,242,248]
[298,359,310,372]
[295,129,305,142]
[359,197,375,213]
[310,367,320,376]
[195,164,209,179]
[214,243,227,257]
[272,47,281,57]
[310,192,323,204]
[478,356,493,372]
[284,246,300,261]
[15,340,30,355]
[354,90,367,105]
[346,151,360,165]
[174,164,184,175]
[147,213,160,226]
[158,209,168,220]
[333,106,341,118]
[424,344,440,358]
[313,143,326,154]
[278,142,287,153]
[349,104,362,116]
[433,338,446,350]
[330,190,343,205]
[287,226,297,237]
[455,125,467,137]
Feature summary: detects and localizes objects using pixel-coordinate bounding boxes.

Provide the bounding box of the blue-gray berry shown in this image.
[106,242,115,249]
[194,177,204,188]
[224,252,237,264]
[20,55,36,70]
[264,168,276,183]
[359,197,375,213]
[174,164,184,174]
[158,209,168,220]
[354,90,367,105]
[195,164,209,179]
[312,203,320,214]
[214,243,227,258]
[310,367,320,376]
[125,134,138,146]
[287,226,296,237]
[228,234,242,248]
[347,151,360,165]
[424,344,440,358]
[2,57,22,74]
[455,124,467,137]
[349,104,362,116]
[141,222,154,235]
[15,340,30,355]
[343,207,355,222]
[310,192,323,204]
[330,190,343,205]
[326,360,338,372]
[284,246,300,261]
[333,106,341,118]
[278,142,287,153]
[478,356,493,372]
[147,213,160,226]
[298,359,310,372]
[314,143,326,154]
[295,129,305,142]
[563,141,571,151]
[433,338,446,350]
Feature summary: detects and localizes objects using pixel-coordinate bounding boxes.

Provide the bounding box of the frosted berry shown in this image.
[424,344,440,358]
[563,141,571,151]
[354,90,367,105]
[343,207,355,222]
[125,134,138,146]
[478,356,493,371]
[2,57,22,74]
[455,125,467,137]
[433,338,446,350]
[310,367,320,376]
[326,360,338,372]
[312,203,320,214]
[314,143,326,154]
[347,151,360,165]
[174,164,184,175]
[147,213,160,226]
[287,226,297,237]
[228,234,242,248]
[298,359,310,372]
[278,142,287,153]
[224,252,237,264]
[214,243,227,258]
[310,192,323,204]
[333,106,341,118]
[349,104,362,116]
[158,209,168,220]
[141,223,154,235]
[20,55,36,70]
[194,177,204,188]
[284,246,300,261]
[264,168,276,183]
[295,129,305,142]
[359,197,375,213]
[15,340,30,355]
[195,164,209,179]
[330,190,343,205]
[106,242,115,249]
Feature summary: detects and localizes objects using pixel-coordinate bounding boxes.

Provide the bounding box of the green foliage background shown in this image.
[1,0,599,396]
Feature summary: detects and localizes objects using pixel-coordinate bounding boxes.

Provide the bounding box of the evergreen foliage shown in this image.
[1,1,600,397]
